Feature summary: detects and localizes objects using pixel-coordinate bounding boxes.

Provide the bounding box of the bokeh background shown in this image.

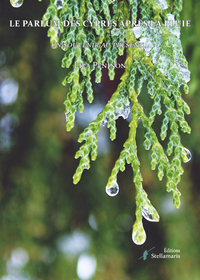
[0,1,200,279]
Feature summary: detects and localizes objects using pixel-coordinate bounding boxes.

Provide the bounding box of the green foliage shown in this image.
[3,0,200,278]
[40,0,191,244]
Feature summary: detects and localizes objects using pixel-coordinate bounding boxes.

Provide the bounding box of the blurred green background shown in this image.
[0,1,200,279]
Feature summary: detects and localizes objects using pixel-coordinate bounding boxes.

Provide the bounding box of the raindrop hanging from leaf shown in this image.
[132,221,146,245]
[56,0,63,10]
[142,206,159,222]
[105,181,119,197]
[10,0,24,8]
[182,147,192,163]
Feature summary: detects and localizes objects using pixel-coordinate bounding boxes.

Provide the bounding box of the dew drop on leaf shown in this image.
[157,0,168,10]
[65,113,68,122]
[56,0,63,10]
[10,0,24,8]
[132,226,146,245]
[182,147,192,163]
[111,28,120,37]
[142,207,159,222]
[105,181,119,197]
[102,120,107,126]
[133,27,143,39]
[121,105,131,120]
[102,118,108,126]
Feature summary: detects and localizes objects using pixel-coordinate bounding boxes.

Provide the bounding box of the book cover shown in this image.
[0,0,199,279]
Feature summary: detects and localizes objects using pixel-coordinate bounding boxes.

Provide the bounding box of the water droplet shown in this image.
[166,14,180,38]
[140,37,153,57]
[65,113,68,122]
[105,181,119,197]
[182,147,192,163]
[133,27,143,39]
[132,223,146,245]
[177,62,190,83]
[157,0,168,10]
[114,104,130,120]
[57,28,61,37]
[111,28,120,37]
[102,120,107,126]
[56,0,63,10]
[102,117,108,126]
[152,47,160,64]
[10,0,24,8]
[144,144,151,150]
[121,105,131,119]
[142,207,159,222]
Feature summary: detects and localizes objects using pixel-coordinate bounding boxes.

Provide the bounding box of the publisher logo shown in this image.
[138,246,155,260]
[139,247,181,260]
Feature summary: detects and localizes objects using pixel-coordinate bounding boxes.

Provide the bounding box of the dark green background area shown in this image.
[0,1,200,279]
